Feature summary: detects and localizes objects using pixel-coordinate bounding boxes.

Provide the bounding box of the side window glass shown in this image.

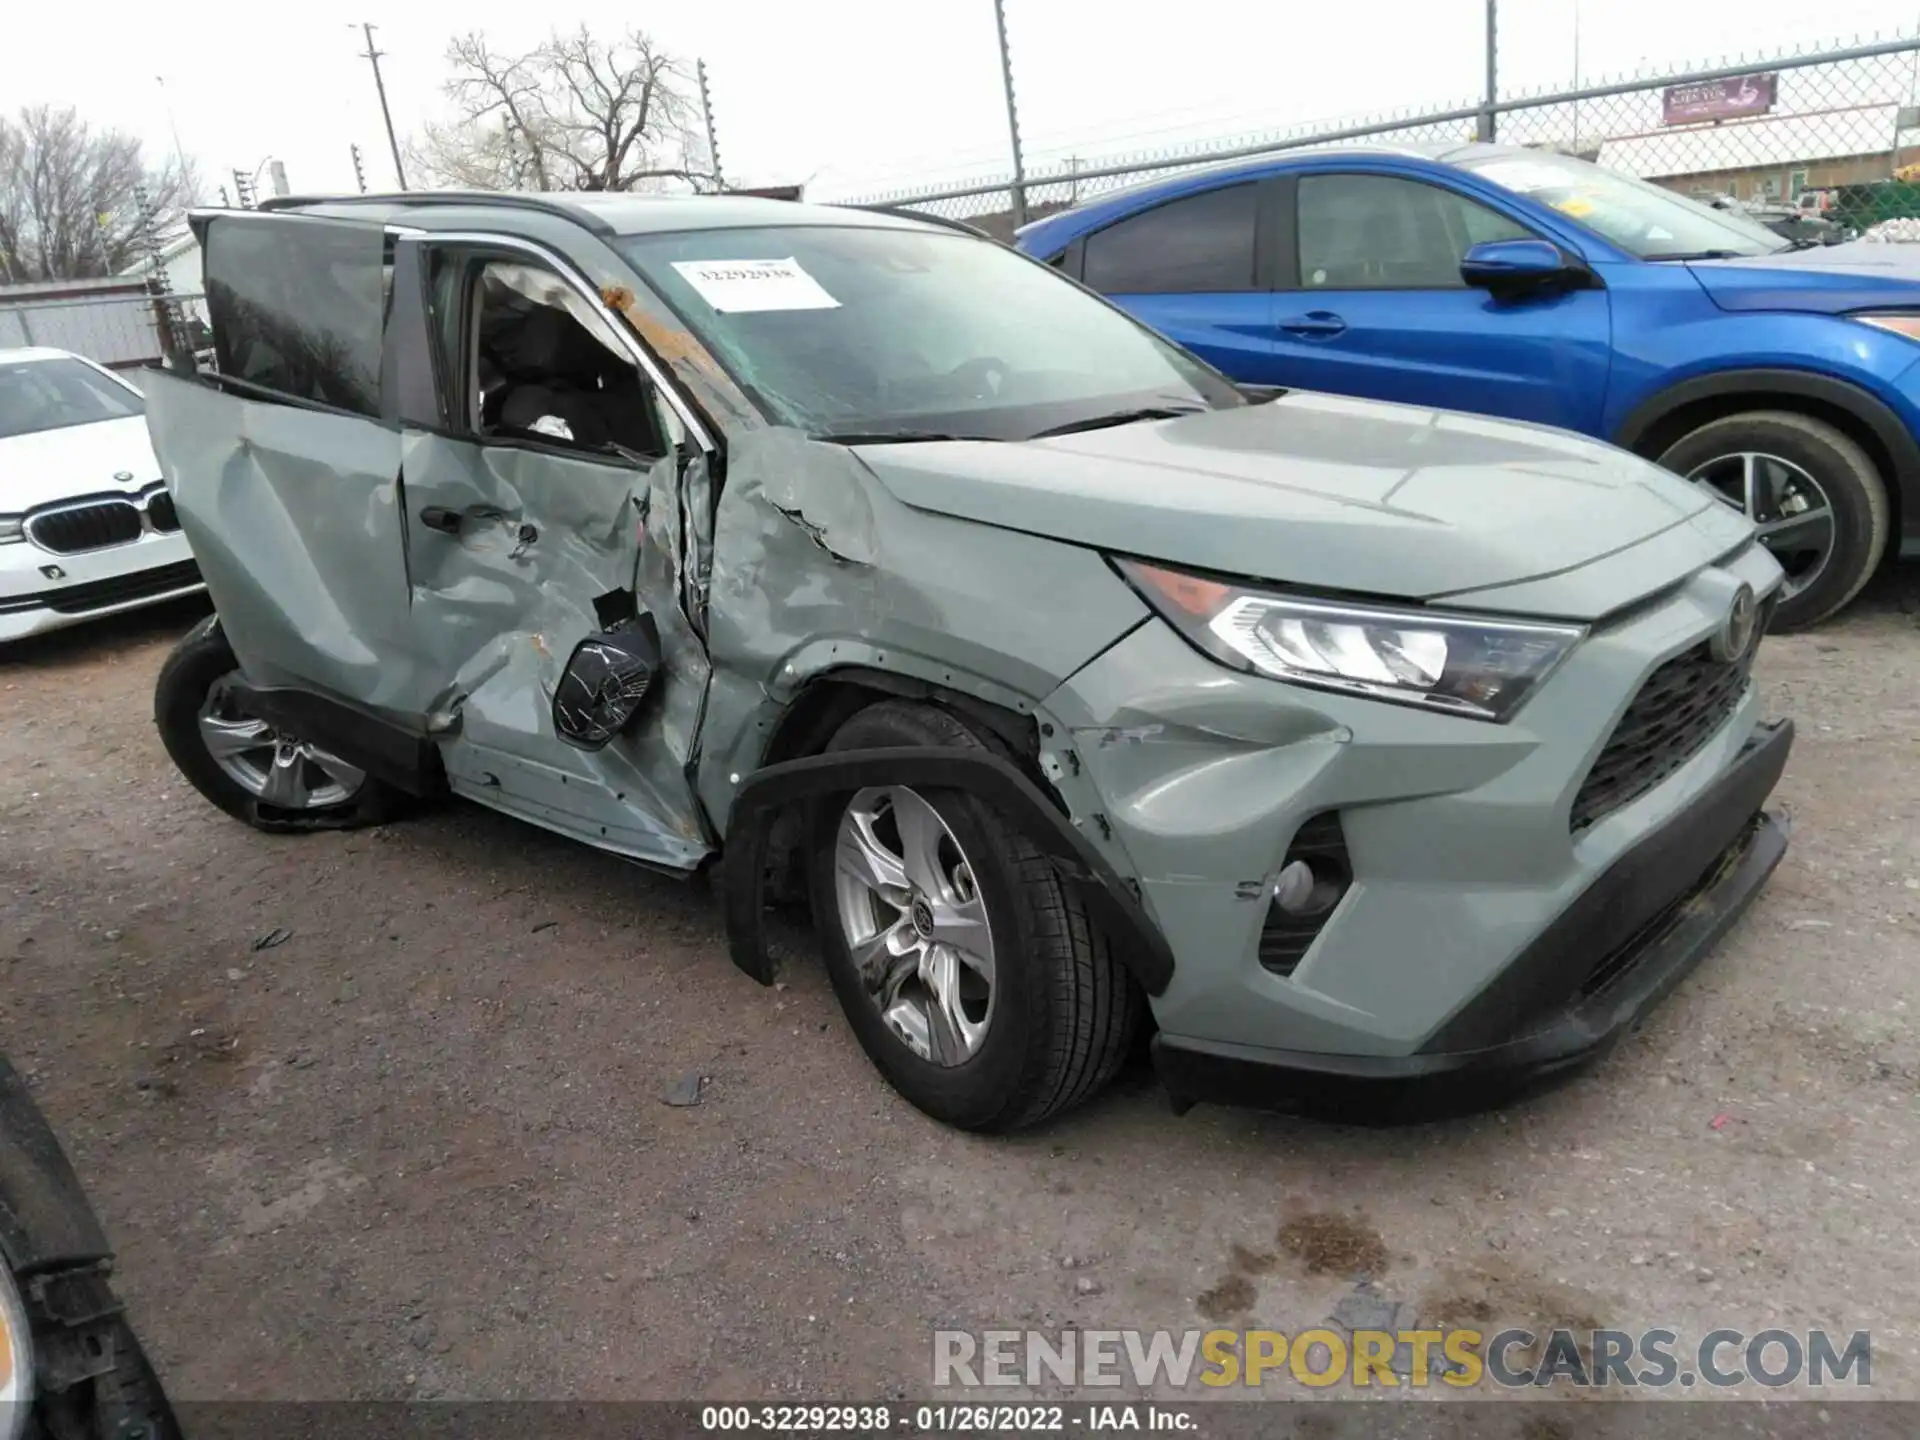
[205,216,387,415]
[458,258,671,460]
[1081,183,1259,294]
[1297,174,1531,290]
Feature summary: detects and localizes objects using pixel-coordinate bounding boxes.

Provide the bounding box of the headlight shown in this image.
[1852,313,1920,340]
[1116,558,1584,723]
[0,1266,32,1439]
[0,517,22,546]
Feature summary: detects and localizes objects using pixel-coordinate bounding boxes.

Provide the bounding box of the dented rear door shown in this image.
[145,212,424,713]
[388,235,715,871]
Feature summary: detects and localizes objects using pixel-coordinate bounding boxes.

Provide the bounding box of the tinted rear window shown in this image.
[1081,183,1259,294]
[205,216,387,416]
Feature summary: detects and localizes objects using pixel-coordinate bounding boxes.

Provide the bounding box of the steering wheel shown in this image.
[945,357,1009,402]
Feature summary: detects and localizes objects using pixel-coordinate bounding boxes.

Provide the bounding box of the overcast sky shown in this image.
[8,0,1920,202]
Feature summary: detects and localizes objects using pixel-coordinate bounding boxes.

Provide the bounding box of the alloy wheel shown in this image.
[1686,451,1836,601]
[196,674,366,810]
[832,785,996,1066]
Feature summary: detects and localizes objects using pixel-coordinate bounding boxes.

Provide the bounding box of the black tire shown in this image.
[27,1306,181,1440]
[806,700,1142,1132]
[152,615,396,832]
[1657,410,1890,632]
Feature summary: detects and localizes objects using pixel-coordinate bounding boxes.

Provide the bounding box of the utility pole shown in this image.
[697,60,726,192]
[355,22,408,190]
[1479,0,1498,142]
[350,144,368,194]
[992,0,1028,228]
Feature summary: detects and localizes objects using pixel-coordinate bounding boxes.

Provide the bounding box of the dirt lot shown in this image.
[2,573,1919,1406]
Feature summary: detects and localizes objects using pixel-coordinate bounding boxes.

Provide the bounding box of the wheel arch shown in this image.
[720,669,1175,1000]
[1615,368,1915,543]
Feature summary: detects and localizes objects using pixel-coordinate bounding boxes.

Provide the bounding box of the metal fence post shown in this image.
[1479,0,1499,142]
[993,0,1029,228]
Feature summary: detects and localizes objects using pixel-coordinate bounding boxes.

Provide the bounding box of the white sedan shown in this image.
[0,347,203,642]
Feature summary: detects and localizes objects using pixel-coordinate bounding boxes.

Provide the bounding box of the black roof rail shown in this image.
[254,191,618,236]
[839,203,997,242]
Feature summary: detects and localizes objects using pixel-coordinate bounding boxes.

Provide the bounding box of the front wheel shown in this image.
[806,700,1142,1132]
[1658,410,1890,632]
[153,616,395,831]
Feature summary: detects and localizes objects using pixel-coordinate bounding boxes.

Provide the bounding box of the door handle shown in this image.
[419,506,463,535]
[1279,311,1348,338]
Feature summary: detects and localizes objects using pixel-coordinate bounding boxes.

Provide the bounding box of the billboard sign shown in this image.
[1663,73,1778,125]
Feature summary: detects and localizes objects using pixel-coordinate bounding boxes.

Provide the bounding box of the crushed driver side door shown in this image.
[384,233,716,871]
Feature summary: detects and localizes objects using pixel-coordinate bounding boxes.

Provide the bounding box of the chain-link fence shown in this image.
[854,34,1920,241]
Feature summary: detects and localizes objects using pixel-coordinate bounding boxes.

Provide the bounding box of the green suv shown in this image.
[144,191,1791,1131]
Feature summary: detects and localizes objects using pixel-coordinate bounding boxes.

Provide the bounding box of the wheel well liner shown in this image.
[760,669,1041,771]
[721,746,1176,997]
[1614,368,1915,537]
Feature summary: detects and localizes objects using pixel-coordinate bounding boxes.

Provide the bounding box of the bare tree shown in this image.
[412,26,717,194]
[0,106,197,284]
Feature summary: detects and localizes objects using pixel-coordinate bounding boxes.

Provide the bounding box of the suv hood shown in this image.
[1688,239,1920,313]
[856,391,1718,608]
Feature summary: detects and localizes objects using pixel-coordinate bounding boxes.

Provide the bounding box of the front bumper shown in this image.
[0,531,201,643]
[1152,718,1791,1122]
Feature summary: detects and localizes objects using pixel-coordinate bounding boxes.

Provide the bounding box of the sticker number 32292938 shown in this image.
[669,258,841,313]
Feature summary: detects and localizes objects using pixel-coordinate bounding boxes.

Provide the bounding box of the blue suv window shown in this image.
[1081,183,1258,295]
[1296,174,1529,290]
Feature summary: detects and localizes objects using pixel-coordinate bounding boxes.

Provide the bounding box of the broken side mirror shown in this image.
[552,614,662,749]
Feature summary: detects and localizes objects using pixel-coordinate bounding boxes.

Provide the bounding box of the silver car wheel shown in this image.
[1686,450,1836,601]
[196,674,367,810]
[832,785,996,1066]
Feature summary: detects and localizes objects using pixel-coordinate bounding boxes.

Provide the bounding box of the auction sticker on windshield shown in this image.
[670,258,841,312]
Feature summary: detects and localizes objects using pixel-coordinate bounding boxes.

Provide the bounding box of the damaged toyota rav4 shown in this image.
[144,192,1792,1132]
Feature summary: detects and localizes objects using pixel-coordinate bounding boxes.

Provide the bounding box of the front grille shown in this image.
[7,560,203,616]
[1570,640,1753,833]
[27,500,142,554]
[1257,812,1352,978]
[145,489,179,532]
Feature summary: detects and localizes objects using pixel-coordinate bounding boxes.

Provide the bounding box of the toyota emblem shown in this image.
[1711,583,1759,663]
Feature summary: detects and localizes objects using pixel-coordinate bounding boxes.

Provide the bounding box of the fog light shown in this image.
[1272,858,1344,917]
[1258,814,1352,978]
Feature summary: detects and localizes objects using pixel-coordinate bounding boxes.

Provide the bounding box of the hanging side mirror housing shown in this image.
[552,613,662,749]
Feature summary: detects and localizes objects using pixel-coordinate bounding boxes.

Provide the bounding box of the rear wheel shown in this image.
[153,616,395,831]
[1657,410,1889,632]
[806,700,1141,1132]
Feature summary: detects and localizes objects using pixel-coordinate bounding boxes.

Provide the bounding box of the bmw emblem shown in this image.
[112,470,134,483]
[1711,583,1759,664]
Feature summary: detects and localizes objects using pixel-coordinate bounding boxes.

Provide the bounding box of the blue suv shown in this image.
[1016,142,1920,629]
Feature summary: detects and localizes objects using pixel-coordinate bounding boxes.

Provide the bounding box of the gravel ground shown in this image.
[1,572,1917,1407]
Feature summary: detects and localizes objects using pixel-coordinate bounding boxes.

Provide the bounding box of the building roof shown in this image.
[0,276,151,302]
[1596,105,1905,180]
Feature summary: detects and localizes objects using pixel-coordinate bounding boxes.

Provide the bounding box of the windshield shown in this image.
[617,224,1241,441]
[0,355,144,441]
[1455,150,1789,260]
